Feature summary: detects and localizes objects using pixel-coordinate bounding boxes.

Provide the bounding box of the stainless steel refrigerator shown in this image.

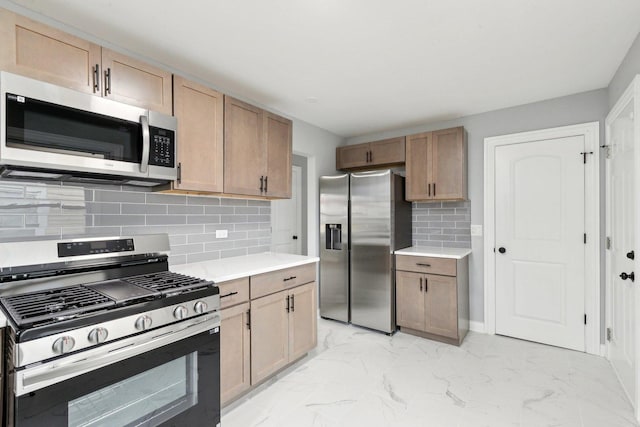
[319,170,412,333]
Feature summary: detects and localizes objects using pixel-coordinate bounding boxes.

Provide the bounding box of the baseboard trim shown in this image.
[469,321,486,333]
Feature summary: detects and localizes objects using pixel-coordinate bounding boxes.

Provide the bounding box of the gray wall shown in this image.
[347,88,609,324]
[609,32,640,107]
[0,182,270,265]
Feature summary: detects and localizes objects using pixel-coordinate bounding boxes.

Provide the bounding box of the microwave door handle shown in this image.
[140,115,150,174]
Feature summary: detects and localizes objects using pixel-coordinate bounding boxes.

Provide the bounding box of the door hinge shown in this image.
[601,144,611,159]
[607,327,612,341]
[177,162,182,184]
[580,151,594,164]
[584,233,587,244]
[606,237,611,250]
[584,314,587,325]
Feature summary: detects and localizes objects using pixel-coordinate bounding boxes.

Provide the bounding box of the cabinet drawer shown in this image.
[396,255,456,276]
[251,263,316,299]
[218,277,250,309]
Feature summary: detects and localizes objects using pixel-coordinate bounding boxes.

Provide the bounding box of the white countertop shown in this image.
[171,252,319,283]
[395,246,472,259]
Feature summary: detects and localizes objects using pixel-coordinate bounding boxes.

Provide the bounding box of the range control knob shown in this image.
[88,327,108,344]
[174,305,188,320]
[52,336,75,355]
[135,315,152,331]
[193,301,208,314]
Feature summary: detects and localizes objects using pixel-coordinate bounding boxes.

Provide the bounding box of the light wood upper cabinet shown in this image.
[0,9,101,94]
[250,290,290,384]
[224,96,293,199]
[172,76,224,192]
[288,282,317,361]
[102,48,172,115]
[336,137,405,171]
[0,9,173,114]
[406,127,467,201]
[221,302,251,406]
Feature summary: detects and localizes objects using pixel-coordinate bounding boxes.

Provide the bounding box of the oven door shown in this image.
[11,317,220,427]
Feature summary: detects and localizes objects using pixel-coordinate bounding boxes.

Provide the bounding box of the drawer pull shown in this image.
[416,263,432,267]
[220,291,239,299]
[283,276,297,282]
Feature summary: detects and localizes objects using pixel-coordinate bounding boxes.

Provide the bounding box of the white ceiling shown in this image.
[8,0,640,137]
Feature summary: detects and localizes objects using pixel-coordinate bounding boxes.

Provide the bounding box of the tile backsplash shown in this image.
[412,201,471,248]
[0,181,271,265]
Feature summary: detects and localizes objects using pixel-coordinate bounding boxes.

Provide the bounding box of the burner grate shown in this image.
[123,271,213,295]
[0,286,115,327]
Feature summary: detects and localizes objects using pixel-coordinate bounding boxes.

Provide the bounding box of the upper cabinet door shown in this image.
[431,127,466,200]
[368,137,405,165]
[264,112,292,198]
[101,48,173,115]
[336,143,370,170]
[405,132,431,201]
[173,76,224,192]
[0,9,101,94]
[224,96,266,197]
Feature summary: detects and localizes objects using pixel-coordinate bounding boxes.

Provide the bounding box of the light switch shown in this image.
[216,229,228,239]
[470,225,483,236]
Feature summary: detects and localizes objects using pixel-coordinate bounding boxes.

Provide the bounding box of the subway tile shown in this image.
[427,208,456,215]
[233,223,262,231]
[204,206,235,215]
[415,240,442,247]
[221,198,247,206]
[187,215,221,225]
[237,239,261,248]
[168,255,187,266]
[94,215,145,226]
[415,215,441,222]
[187,196,220,206]
[443,241,471,249]
[227,231,248,240]
[221,215,247,224]
[84,189,94,201]
[170,243,203,255]
[221,248,248,258]
[259,223,271,229]
[247,230,270,239]
[442,214,468,222]
[417,202,441,208]
[258,238,271,246]
[248,215,270,223]
[94,190,145,203]
[146,215,186,225]
[169,205,204,215]
[169,225,205,235]
[0,229,40,241]
[85,202,120,214]
[428,235,455,241]
[456,221,471,229]
[455,207,470,215]
[169,235,187,246]
[204,240,236,251]
[455,235,471,242]
[248,246,270,254]
[428,221,456,228]
[259,207,271,215]
[122,204,167,215]
[188,233,231,244]
[248,200,270,207]
[85,215,94,226]
[441,201,467,208]
[442,228,471,235]
[122,225,169,235]
[0,215,25,228]
[145,193,186,205]
[187,251,220,264]
[235,207,259,215]
[204,224,232,233]
[0,183,26,198]
[64,226,121,238]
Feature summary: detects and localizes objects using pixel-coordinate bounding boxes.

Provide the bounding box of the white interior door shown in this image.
[271,165,302,254]
[607,97,636,404]
[495,136,586,351]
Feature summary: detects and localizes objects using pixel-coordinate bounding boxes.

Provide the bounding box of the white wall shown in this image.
[609,32,640,107]
[346,89,609,325]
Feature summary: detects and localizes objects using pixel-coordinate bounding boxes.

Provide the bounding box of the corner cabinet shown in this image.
[0,9,172,114]
[170,76,224,193]
[395,254,469,345]
[406,127,467,201]
[336,137,405,171]
[224,96,292,199]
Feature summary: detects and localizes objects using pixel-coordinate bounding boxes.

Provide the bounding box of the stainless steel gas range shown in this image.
[0,234,220,427]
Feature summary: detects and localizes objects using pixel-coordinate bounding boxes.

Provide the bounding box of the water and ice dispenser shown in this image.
[325,224,343,250]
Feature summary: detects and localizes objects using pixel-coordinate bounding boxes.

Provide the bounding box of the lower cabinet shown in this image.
[396,255,469,345]
[220,302,251,406]
[251,282,317,384]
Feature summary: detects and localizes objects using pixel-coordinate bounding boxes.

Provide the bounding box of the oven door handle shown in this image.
[140,114,150,174]
[17,315,219,396]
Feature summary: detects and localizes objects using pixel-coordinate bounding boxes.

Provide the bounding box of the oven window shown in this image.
[6,93,142,163]
[67,352,198,427]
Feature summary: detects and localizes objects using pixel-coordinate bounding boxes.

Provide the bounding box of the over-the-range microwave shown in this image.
[0,71,177,186]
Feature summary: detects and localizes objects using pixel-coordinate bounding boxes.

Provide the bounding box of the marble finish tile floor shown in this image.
[222,319,638,427]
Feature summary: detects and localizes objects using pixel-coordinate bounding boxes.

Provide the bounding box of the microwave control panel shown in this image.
[149,126,175,168]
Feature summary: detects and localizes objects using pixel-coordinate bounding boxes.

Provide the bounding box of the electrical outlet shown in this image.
[470,225,483,236]
[215,229,228,239]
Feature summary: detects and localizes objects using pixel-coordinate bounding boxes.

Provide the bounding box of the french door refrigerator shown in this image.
[319,170,411,333]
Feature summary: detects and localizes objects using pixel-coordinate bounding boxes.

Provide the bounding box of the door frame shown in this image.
[483,121,600,355]
[605,75,640,417]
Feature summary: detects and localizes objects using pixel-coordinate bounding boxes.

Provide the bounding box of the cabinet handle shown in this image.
[286,295,290,312]
[92,64,100,93]
[260,176,264,193]
[425,278,428,293]
[365,151,369,163]
[369,150,373,162]
[291,294,295,312]
[220,291,239,299]
[264,176,268,193]
[283,276,297,282]
[177,163,182,184]
[416,263,431,267]
[419,277,423,292]
[433,183,436,197]
[246,310,251,330]
[428,183,431,197]
[104,67,112,95]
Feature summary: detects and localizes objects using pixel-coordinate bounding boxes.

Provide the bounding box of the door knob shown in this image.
[498,247,506,254]
[292,235,298,240]
[627,250,635,260]
[620,272,635,282]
